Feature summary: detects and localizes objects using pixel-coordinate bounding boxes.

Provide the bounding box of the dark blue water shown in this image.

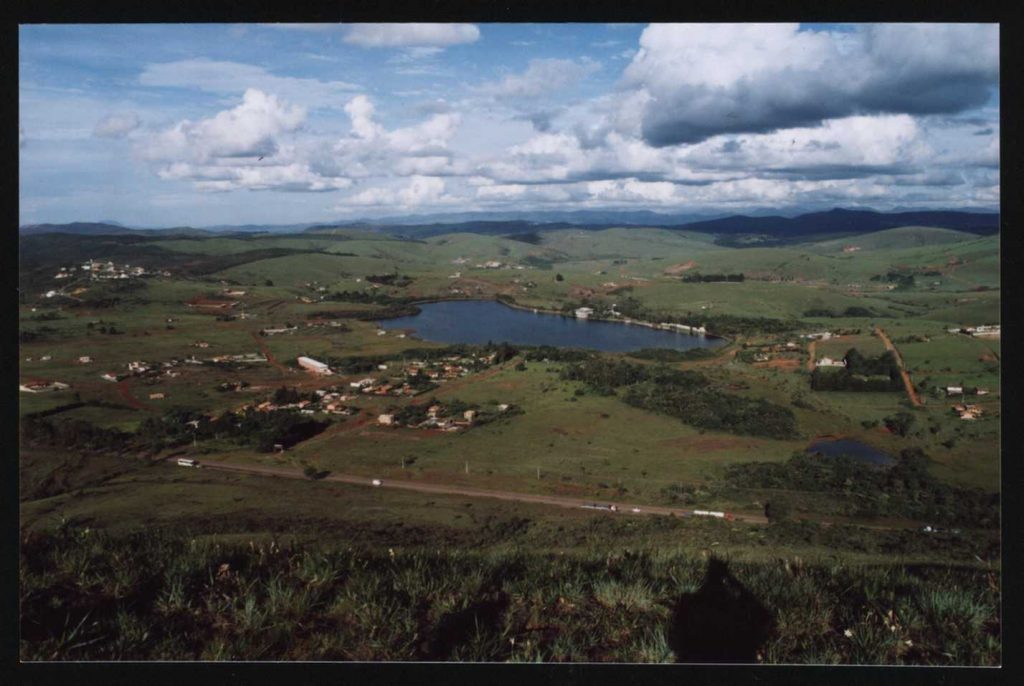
[807,438,894,466]
[378,300,726,353]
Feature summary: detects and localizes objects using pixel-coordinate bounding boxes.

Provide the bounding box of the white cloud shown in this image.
[139,58,359,109]
[94,113,141,139]
[144,89,305,162]
[343,23,480,48]
[478,58,600,100]
[344,175,455,208]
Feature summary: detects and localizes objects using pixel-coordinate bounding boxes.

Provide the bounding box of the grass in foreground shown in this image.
[20,523,999,664]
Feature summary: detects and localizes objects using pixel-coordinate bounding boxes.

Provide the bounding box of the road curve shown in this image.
[196,460,770,526]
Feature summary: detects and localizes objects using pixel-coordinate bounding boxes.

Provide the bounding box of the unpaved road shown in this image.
[197,460,770,526]
[875,327,923,407]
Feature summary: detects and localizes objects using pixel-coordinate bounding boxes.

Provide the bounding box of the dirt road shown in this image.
[874,327,923,407]
[197,460,770,526]
[250,331,290,376]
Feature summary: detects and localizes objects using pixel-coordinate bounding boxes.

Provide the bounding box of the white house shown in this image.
[946,386,964,396]
[377,414,395,426]
[816,357,846,368]
[101,372,121,382]
[575,307,594,320]
[78,356,92,364]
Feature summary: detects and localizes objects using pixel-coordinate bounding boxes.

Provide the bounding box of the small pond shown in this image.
[806,438,895,466]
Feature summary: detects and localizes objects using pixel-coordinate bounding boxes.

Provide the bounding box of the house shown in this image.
[100,372,121,382]
[193,341,210,348]
[149,393,165,400]
[976,389,990,396]
[816,357,846,368]
[953,404,983,420]
[498,404,510,412]
[19,381,70,393]
[945,386,964,396]
[575,307,594,320]
[78,356,93,364]
[297,356,332,375]
[350,378,376,389]
[463,410,477,422]
[378,414,395,426]
[127,361,150,373]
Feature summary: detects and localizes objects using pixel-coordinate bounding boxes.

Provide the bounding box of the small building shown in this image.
[100,372,121,382]
[78,356,93,364]
[377,414,395,426]
[816,357,846,368]
[149,393,165,400]
[463,410,477,422]
[945,386,964,396]
[575,307,594,320]
[297,356,332,375]
[193,341,210,348]
[498,403,510,412]
[350,378,376,389]
[19,381,70,393]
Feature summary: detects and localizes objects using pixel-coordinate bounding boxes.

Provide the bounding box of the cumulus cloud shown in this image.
[332,94,464,176]
[624,23,998,146]
[139,58,359,108]
[144,89,305,162]
[93,113,141,138]
[343,23,480,48]
[139,89,355,192]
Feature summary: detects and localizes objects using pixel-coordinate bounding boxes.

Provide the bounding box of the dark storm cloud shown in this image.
[628,24,998,147]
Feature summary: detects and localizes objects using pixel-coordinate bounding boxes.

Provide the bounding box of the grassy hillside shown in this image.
[20,523,1000,663]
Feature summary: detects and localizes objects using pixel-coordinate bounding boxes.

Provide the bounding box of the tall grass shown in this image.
[19,524,1000,664]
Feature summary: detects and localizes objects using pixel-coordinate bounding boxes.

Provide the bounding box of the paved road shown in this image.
[875,327,923,407]
[196,460,770,526]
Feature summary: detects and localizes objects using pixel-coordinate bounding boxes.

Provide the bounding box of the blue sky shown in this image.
[19,23,999,226]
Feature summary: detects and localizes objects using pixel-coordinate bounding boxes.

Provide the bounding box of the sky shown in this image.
[19,23,999,227]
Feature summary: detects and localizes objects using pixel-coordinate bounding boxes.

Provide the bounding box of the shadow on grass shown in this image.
[667,557,776,663]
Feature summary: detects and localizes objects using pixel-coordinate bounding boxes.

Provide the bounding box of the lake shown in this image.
[806,438,895,466]
[378,300,726,353]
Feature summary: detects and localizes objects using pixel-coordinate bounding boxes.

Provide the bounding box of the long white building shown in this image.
[297,356,332,375]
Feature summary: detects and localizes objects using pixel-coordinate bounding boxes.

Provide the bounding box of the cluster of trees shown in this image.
[306,304,420,320]
[21,416,136,454]
[802,306,878,318]
[628,348,718,363]
[522,346,595,363]
[321,290,411,305]
[680,273,745,283]
[811,348,902,392]
[870,271,916,289]
[138,407,330,453]
[19,326,60,343]
[725,449,999,527]
[365,273,414,287]
[560,359,797,439]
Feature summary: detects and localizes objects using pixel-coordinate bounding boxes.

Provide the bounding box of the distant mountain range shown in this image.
[20,207,1000,240]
